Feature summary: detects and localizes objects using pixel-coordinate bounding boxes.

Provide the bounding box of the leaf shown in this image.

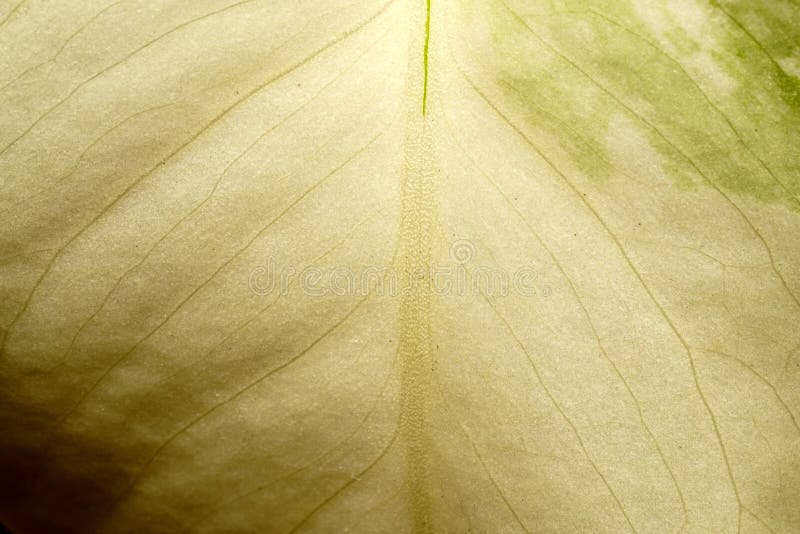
[1,0,799,532]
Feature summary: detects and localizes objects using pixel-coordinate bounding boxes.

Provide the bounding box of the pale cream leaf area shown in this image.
[0,0,799,532]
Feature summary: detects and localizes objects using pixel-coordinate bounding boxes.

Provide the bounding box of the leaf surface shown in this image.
[1,0,799,532]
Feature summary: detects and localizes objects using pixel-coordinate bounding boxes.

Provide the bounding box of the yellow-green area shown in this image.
[469,0,800,210]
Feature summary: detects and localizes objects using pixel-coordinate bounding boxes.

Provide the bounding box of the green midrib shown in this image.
[422,0,432,114]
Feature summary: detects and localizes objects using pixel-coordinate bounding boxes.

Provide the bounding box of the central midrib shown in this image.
[422,0,432,114]
[396,0,437,530]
